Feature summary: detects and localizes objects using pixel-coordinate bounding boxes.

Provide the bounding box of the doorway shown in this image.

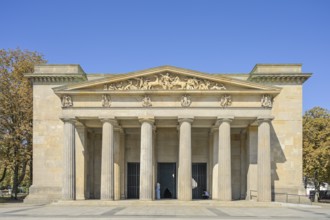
[127,162,140,199]
[192,163,207,199]
[157,163,176,199]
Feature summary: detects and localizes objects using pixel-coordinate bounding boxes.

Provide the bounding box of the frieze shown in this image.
[261,94,273,108]
[142,95,152,107]
[103,72,226,91]
[61,95,73,108]
[181,95,192,107]
[102,94,111,107]
[220,95,232,108]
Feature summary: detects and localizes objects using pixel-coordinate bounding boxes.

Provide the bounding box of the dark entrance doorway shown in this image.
[127,162,140,199]
[157,163,176,199]
[192,163,207,199]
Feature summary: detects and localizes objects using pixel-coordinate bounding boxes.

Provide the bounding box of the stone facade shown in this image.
[24,64,311,203]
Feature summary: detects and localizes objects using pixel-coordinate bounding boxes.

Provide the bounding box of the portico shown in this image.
[24,64,311,204]
[60,113,273,202]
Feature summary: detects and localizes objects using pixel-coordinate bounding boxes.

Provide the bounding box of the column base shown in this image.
[139,198,153,201]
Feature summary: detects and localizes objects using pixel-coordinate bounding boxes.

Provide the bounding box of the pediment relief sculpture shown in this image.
[103,72,227,91]
[61,95,73,108]
[261,94,273,108]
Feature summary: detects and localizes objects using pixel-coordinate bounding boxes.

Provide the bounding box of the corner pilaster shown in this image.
[61,117,76,200]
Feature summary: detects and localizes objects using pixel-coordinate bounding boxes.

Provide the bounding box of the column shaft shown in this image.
[257,119,272,202]
[114,130,121,200]
[178,118,193,201]
[87,132,95,198]
[119,132,126,199]
[62,119,76,200]
[101,120,115,200]
[240,130,247,199]
[139,119,154,200]
[75,124,87,200]
[212,128,219,199]
[218,118,233,201]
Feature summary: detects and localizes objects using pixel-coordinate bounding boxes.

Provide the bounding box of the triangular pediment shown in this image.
[53,65,280,94]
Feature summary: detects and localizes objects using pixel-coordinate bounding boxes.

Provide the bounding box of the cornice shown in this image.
[55,65,280,92]
[53,89,281,96]
[25,74,87,84]
[248,73,311,84]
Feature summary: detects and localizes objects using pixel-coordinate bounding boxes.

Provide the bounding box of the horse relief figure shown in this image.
[147,75,162,89]
[172,76,186,89]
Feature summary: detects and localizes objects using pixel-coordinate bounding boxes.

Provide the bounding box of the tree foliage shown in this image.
[303,107,330,193]
[0,48,46,198]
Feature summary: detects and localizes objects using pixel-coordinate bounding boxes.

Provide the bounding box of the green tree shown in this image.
[0,48,46,198]
[303,107,330,201]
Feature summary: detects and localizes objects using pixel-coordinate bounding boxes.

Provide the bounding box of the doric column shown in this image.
[218,116,233,201]
[152,128,157,200]
[100,117,117,200]
[257,116,273,202]
[61,118,76,200]
[212,127,219,200]
[119,131,126,199]
[114,129,121,200]
[139,117,154,200]
[87,131,96,198]
[240,129,247,199]
[75,122,87,200]
[246,126,258,200]
[178,117,194,201]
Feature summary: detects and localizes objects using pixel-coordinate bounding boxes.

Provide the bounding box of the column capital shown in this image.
[178,116,194,124]
[240,128,247,136]
[257,116,274,124]
[211,126,219,133]
[99,117,118,125]
[216,116,234,125]
[60,117,76,123]
[114,127,124,133]
[138,116,155,124]
[75,121,86,128]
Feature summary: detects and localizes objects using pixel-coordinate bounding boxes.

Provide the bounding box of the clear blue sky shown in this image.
[1,0,329,112]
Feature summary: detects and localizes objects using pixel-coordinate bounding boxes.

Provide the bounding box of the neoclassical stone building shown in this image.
[24,64,311,203]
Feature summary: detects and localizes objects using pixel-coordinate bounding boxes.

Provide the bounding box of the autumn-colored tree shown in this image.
[0,48,46,199]
[303,107,330,200]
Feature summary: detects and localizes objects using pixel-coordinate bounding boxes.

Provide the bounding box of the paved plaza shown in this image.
[0,201,329,219]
